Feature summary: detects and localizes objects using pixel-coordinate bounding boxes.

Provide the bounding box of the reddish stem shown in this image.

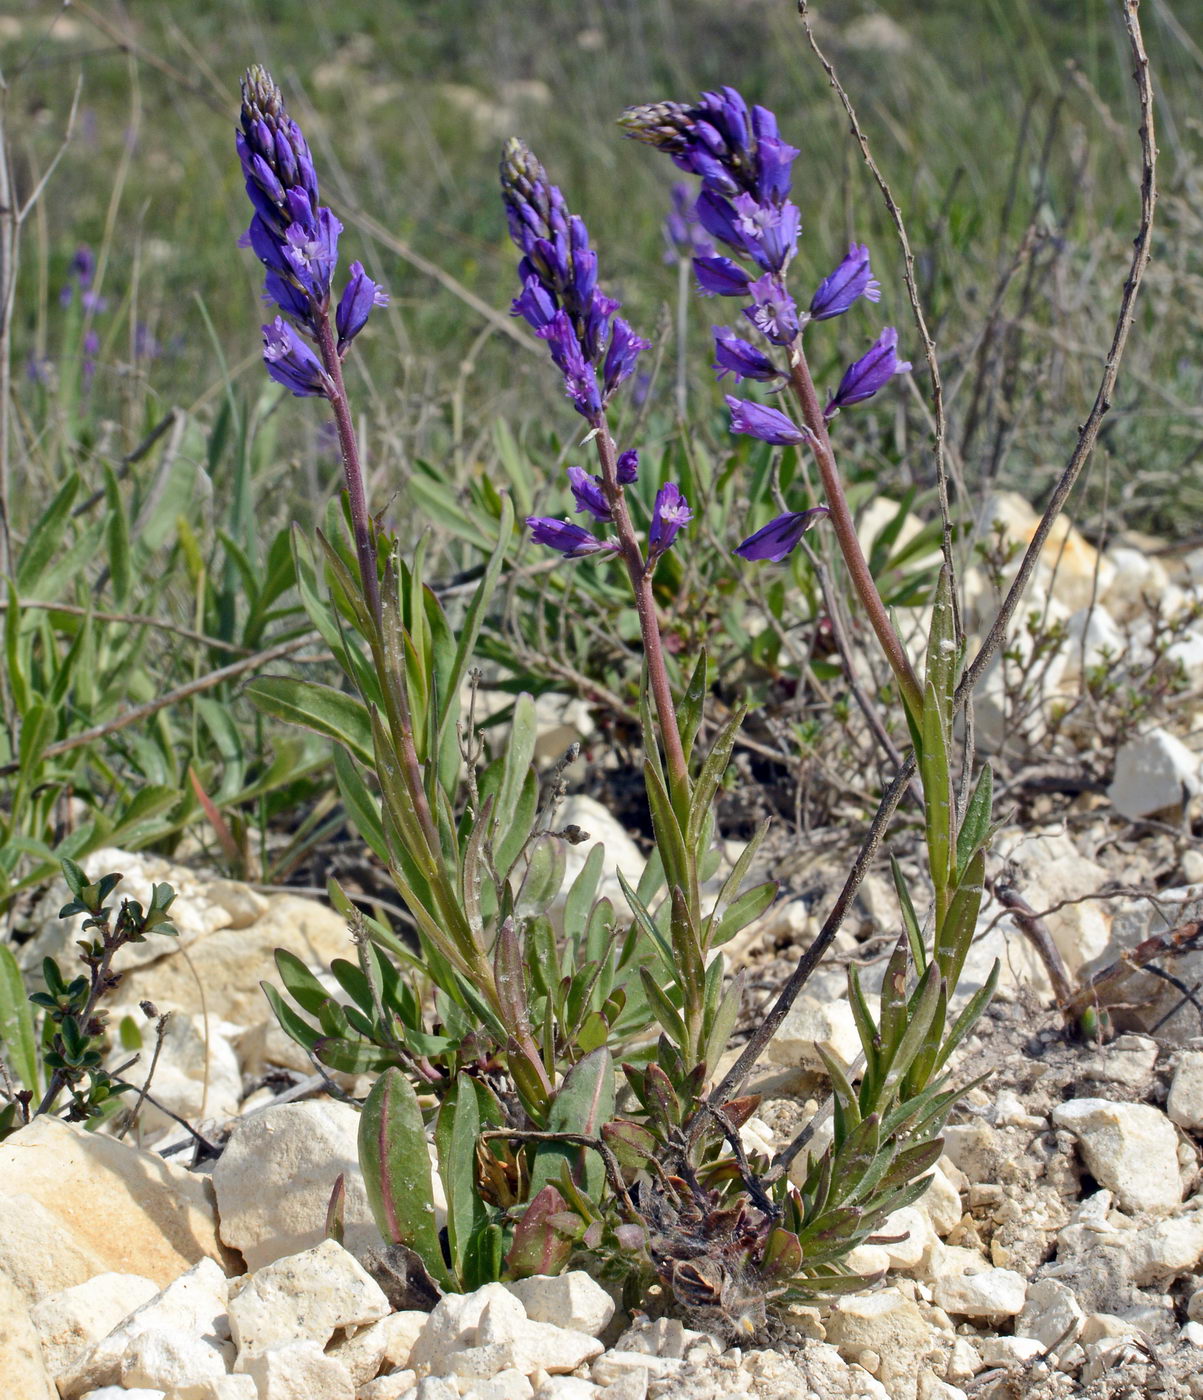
[787,351,924,719]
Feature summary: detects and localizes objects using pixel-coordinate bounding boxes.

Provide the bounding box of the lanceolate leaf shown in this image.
[358,1068,454,1290]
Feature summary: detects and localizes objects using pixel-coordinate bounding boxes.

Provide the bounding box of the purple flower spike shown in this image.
[735,507,830,562]
[527,517,615,559]
[262,317,329,397]
[603,318,651,400]
[828,327,913,416]
[713,327,781,383]
[501,138,647,419]
[743,273,799,346]
[649,482,693,555]
[567,466,611,521]
[616,449,639,484]
[809,243,880,322]
[693,255,751,297]
[726,396,810,446]
[335,261,389,351]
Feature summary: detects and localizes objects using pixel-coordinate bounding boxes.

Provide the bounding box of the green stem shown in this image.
[787,350,924,720]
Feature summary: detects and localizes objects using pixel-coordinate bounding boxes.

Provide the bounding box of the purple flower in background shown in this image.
[809,243,880,322]
[133,323,161,361]
[693,255,751,298]
[262,317,329,397]
[663,182,716,264]
[827,327,912,416]
[336,261,389,351]
[567,466,612,521]
[743,273,798,346]
[527,517,616,558]
[649,482,693,554]
[501,138,647,418]
[725,396,810,446]
[713,327,781,383]
[735,507,830,562]
[616,449,639,484]
[60,244,108,312]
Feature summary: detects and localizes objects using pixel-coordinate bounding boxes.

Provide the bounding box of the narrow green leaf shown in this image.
[955,764,994,881]
[436,1073,487,1287]
[529,1048,615,1202]
[247,677,373,767]
[685,708,745,850]
[678,650,708,769]
[891,854,927,974]
[936,848,986,990]
[16,473,79,593]
[0,943,38,1094]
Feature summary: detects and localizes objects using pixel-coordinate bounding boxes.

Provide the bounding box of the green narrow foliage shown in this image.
[0,943,38,1094]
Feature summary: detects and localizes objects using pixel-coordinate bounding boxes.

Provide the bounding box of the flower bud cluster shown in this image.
[237,66,386,396]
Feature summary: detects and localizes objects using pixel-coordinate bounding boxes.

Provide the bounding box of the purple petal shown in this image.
[735,508,830,562]
[712,327,781,383]
[567,466,611,521]
[649,482,693,554]
[809,243,881,322]
[725,396,809,446]
[527,516,615,559]
[829,326,913,414]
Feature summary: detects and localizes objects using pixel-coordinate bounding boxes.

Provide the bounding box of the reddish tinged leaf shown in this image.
[760,1227,803,1286]
[505,1184,577,1278]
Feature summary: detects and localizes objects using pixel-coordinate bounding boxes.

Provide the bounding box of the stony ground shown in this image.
[2,492,1202,1399]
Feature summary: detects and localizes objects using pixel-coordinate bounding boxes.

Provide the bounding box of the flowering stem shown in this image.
[593,422,690,802]
[787,350,924,720]
[312,310,442,860]
[313,312,381,628]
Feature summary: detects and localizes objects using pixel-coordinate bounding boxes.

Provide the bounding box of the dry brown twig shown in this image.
[711,0,1158,1114]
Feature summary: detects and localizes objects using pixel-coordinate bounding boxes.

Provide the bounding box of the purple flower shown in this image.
[725,396,809,446]
[616,449,639,484]
[335,261,389,351]
[567,466,611,521]
[238,68,340,336]
[262,316,329,397]
[693,255,751,297]
[809,243,880,322]
[828,327,912,415]
[621,89,799,207]
[735,507,830,562]
[502,139,647,419]
[59,244,108,312]
[742,273,799,346]
[649,482,693,554]
[713,327,781,383]
[511,275,557,330]
[538,311,602,417]
[603,318,651,400]
[527,517,615,558]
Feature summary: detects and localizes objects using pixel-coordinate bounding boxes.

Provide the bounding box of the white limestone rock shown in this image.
[408,1283,526,1376]
[1101,547,1171,622]
[1168,1051,1203,1131]
[766,994,865,1072]
[212,1100,387,1270]
[29,1272,160,1379]
[1051,1098,1183,1213]
[228,1238,389,1364]
[823,1288,936,1400]
[324,1309,427,1385]
[502,1272,614,1337]
[1107,728,1202,820]
[0,1116,230,1305]
[1016,1277,1084,1352]
[0,1271,57,1400]
[532,1379,600,1399]
[240,1340,354,1399]
[58,1258,232,1400]
[1123,1211,1203,1284]
[931,1265,1027,1320]
[119,1327,232,1396]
